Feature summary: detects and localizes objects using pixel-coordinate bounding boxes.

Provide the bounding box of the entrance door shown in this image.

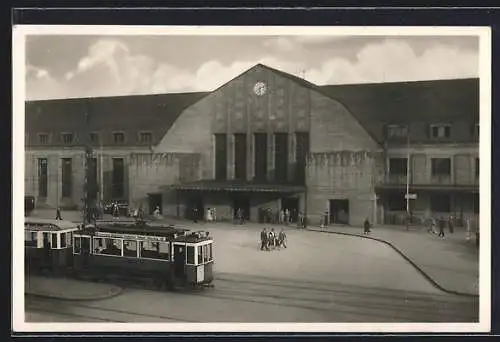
[148,194,162,214]
[186,197,204,221]
[281,197,299,223]
[233,197,250,220]
[329,199,350,224]
[173,244,186,278]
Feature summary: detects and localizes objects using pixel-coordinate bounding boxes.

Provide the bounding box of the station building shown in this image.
[25,64,479,226]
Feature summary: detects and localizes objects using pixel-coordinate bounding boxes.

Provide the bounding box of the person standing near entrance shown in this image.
[448,216,454,234]
[465,217,471,241]
[438,217,446,238]
[55,207,62,220]
[193,207,199,223]
[363,218,371,235]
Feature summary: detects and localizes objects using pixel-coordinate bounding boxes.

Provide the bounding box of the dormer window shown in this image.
[89,132,100,145]
[38,133,49,145]
[61,133,74,145]
[113,132,125,145]
[386,125,408,140]
[139,131,152,144]
[430,124,451,139]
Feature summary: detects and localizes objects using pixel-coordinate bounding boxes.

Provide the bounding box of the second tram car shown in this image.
[24,218,215,290]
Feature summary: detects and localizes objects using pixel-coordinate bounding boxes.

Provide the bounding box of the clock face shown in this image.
[253,82,267,96]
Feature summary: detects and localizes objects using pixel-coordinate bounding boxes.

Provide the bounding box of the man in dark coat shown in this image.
[55,207,62,220]
[448,216,454,234]
[438,217,446,238]
[260,228,268,251]
[363,218,371,235]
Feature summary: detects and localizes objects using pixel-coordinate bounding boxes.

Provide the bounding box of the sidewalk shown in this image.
[26,275,123,300]
[309,224,479,296]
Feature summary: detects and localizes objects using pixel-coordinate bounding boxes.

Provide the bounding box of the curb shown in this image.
[308,228,479,298]
[26,285,124,301]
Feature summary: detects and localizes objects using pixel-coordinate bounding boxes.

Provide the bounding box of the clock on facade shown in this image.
[253,82,267,96]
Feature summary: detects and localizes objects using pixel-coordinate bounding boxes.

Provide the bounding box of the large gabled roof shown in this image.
[24,64,479,148]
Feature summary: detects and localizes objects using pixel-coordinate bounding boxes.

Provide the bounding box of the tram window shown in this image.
[197,245,203,264]
[73,236,82,254]
[94,237,122,256]
[208,243,213,261]
[60,233,67,248]
[66,232,73,247]
[25,231,37,247]
[203,245,209,263]
[140,241,169,260]
[123,240,138,258]
[51,233,58,249]
[186,246,195,265]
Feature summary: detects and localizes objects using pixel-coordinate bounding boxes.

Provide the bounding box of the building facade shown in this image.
[25,64,479,226]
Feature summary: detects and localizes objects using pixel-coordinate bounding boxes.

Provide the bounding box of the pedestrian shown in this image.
[279,209,285,224]
[465,217,471,241]
[55,207,62,220]
[112,202,119,220]
[285,209,290,225]
[363,217,371,235]
[448,216,454,234]
[269,228,276,249]
[278,228,287,249]
[212,208,217,222]
[193,207,199,223]
[260,228,268,251]
[438,217,446,238]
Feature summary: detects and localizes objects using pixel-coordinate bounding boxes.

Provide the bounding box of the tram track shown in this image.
[25,294,198,323]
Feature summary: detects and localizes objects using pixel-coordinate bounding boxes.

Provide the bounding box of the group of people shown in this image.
[426,215,466,238]
[205,208,217,223]
[261,208,306,228]
[260,227,287,251]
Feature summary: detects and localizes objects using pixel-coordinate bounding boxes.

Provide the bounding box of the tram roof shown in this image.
[24,217,79,231]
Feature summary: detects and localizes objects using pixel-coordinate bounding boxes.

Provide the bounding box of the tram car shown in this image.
[24,218,215,290]
[24,218,80,274]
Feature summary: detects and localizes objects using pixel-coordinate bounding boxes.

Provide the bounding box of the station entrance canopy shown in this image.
[164,180,306,194]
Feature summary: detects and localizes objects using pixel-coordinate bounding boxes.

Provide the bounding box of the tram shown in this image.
[24,218,215,289]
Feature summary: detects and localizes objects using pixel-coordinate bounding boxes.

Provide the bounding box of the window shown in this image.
[214,134,227,180]
[73,236,81,254]
[112,158,125,198]
[93,237,122,256]
[139,241,169,260]
[139,132,152,144]
[387,194,406,211]
[386,125,408,139]
[113,132,125,144]
[430,194,451,212]
[51,233,58,249]
[208,243,213,261]
[25,231,37,247]
[38,158,48,197]
[38,133,49,145]
[197,245,203,264]
[430,124,451,139]
[88,158,98,200]
[186,246,195,265]
[89,132,100,145]
[61,158,73,198]
[203,244,209,263]
[60,233,67,248]
[234,133,247,181]
[431,158,451,176]
[66,232,72,247]
[295,132,309,185]
[123,240,138,258]
[274,133,289,183]
[254,133,267,181]
[389,158,408,175]
[61,133,74,144]
[476,158,479,178]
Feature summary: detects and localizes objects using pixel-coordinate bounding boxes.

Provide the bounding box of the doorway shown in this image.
[281,197,299,222]
[173,244,186,278]
[148,193,162,214]
[186,196,204,221]
[329,199,350,224]
[233,196,250,220]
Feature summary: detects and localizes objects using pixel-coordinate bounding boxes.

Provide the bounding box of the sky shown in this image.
[25,35,479,101]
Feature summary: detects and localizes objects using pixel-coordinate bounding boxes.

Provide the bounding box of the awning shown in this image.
[375,183,479,193]
[162,180,306,193]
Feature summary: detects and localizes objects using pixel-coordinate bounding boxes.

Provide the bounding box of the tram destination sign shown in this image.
[94,231,168,242]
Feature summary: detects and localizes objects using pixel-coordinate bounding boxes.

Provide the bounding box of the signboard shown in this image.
[94,231,168,242]
[405,194,417,200]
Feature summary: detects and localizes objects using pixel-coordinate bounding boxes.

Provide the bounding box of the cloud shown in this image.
[25,37,479,100]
